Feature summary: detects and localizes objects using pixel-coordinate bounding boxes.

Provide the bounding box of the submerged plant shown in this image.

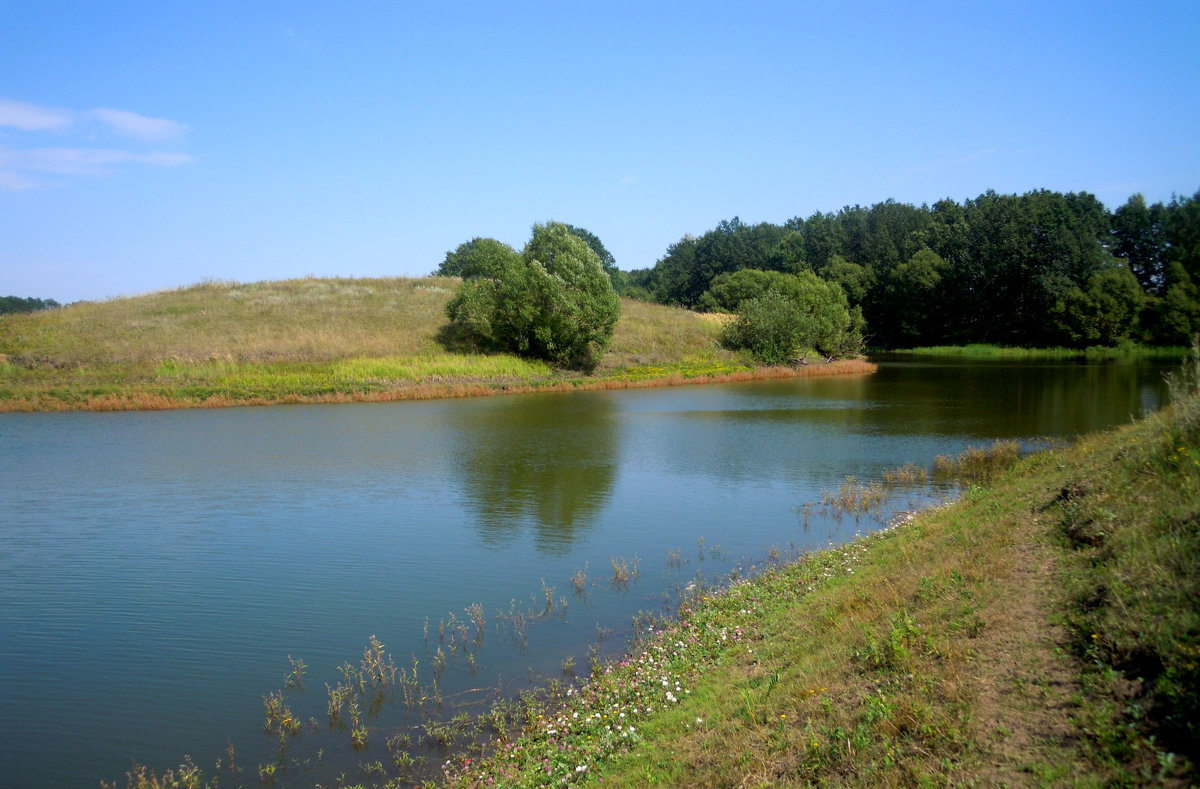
[823,475,887,516]
[570,565,588,594]
[611,555,641,587]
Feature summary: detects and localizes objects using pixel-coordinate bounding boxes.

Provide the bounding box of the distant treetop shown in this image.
[0,296,61,315]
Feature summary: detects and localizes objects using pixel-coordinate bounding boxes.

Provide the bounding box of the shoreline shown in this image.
[0,358,877,413]
[432,392,1197,787]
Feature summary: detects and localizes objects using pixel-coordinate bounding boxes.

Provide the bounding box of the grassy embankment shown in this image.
[0,277,873,412]
[886,343,1190,360]
[428,355,1198,788]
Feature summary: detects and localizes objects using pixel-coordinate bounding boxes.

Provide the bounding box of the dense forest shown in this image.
[627,189,1200,348]
[0,295,60,315]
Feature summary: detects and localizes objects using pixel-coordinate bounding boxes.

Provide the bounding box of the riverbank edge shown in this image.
[430,388,1197,787]
[879,342,1189,360]
[0,358,876,413]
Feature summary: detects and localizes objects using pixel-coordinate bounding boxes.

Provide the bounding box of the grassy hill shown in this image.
[0,277,873,412]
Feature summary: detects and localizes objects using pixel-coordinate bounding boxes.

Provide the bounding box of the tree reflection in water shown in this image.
[453,391,620,553]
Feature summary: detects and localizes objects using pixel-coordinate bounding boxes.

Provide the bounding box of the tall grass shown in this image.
[1051,341,1200,766]
[889,342,1190,360]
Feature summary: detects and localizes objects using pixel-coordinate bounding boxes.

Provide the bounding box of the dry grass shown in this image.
[599,298,737,370]
[1,277,455,366]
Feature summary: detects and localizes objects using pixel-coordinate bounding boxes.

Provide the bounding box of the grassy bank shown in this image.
[884,342,1190,360]
[427,356,1198,788]
[0,277,872,412]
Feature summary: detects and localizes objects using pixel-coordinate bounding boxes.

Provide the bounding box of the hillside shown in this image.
[0,277,873,412]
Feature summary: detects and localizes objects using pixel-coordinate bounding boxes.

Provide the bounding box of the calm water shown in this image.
[0,359,1173,787]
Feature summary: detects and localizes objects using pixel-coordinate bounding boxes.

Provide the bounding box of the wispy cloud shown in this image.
[0,98,191,190]
[90,107,188,142]
[0,98,74,131]
[0,146,193,190]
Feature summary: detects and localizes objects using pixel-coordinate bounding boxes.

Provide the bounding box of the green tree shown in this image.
[0,295,60,314]
[720,273,862,363]
[697,269,812,313]
[560,223,626,292]
[818,254,873,307]
[873,248,949,346]
[643,235,698,306]
[435,237,522,279]
[1154,263,1200,344]
[1112,193,1167,294]
[1052,265,1146,346]
[444,222,620,369]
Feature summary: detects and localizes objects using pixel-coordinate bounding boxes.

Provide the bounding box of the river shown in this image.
[0,357,1174,787]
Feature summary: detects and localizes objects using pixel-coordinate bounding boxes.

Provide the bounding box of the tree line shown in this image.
[626,189,1200,348]
[0,295,60,315]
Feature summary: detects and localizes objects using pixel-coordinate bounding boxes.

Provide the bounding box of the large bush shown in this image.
[721,273,863,364]
[435,237,523,279]
[444,223,620,369]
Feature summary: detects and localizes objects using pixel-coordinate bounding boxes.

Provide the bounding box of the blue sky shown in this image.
[2,1,1198,303]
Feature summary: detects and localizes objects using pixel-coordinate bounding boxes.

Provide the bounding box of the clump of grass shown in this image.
[882,462,930,486]
[822,475,888,515]
[569,566,588,595]
[261,691,300,739]
[100,757,213,789]
[359,634,398,687]
[282,655,305,689]
[933,439,1021,483]
[610,555,641,587]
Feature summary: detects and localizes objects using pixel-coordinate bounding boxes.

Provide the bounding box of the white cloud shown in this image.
[0,98,192,190]
[91,107,188,142]
[0,146,193,189]
[0,98,74,131]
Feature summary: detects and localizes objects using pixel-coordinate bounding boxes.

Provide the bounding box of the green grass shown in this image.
[887,342,1190,360]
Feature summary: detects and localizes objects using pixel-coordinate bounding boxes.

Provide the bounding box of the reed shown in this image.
[933,440,1022,483]
[822,475,888,515]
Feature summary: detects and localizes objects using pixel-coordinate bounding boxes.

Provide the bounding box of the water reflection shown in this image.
[452,392,620,553]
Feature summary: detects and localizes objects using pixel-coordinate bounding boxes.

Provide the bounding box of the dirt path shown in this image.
[967,515,1089,785]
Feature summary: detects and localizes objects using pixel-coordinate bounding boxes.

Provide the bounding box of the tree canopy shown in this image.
[630,188,1200,348]
[719,271,863,363]
[444,222,620,369]
[0,296,60,315]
